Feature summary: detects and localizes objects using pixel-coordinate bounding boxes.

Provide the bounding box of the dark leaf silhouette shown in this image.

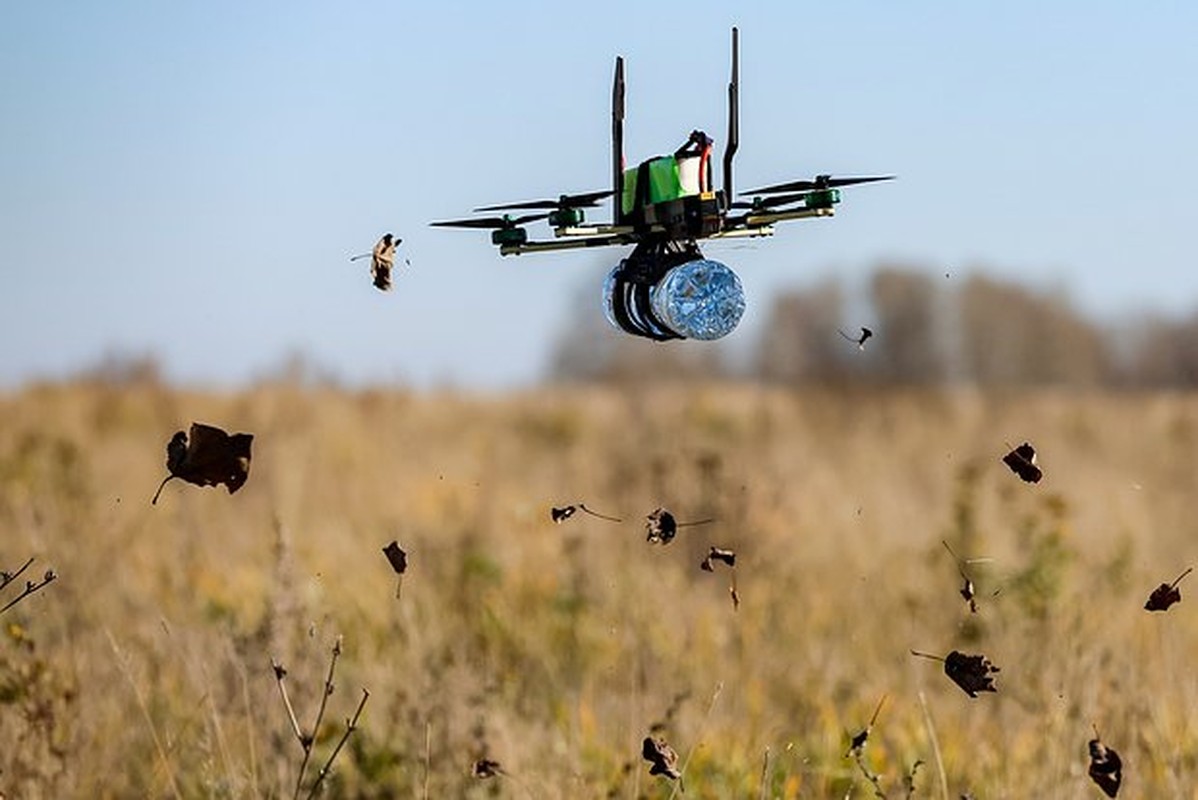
[942,540,981,613]
[382,541,408,574]
[642,736,681,781]
[152,423,253,504]
[700,546,736,571]
[473,758,503,779]
[845,694,888,757]
[1088,730,1123,798]
[911,649,999,698]
[1002,442,1042,483]
[382,540,409,599]
[838,326,873,350]
[1144,566,1192,612]
[552,503,622,524]
[646,507,713,545]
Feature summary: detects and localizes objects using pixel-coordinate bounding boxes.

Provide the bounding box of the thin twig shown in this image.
[757,747,770,800]
[306,688,369,800]
[917,691,949,800]
[677,518,715,528]
[578,503,622,523]
[1,569,58,614]
[668,681,723,799]
[271,659,305,744]
[107,629,183,800]
[1171,566,1194,589]
[0,557,34,592]
[852,748,887,799]
[422,719,431,800]
[910,649,946,663]
[292,637,342,800]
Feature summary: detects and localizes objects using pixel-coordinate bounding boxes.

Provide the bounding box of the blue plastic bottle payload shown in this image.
[650,259,745,340]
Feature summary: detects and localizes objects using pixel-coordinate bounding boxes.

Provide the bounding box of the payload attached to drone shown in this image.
[433,28,891,341]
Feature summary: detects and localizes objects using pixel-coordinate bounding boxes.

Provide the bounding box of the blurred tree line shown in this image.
[550,266,1198,387]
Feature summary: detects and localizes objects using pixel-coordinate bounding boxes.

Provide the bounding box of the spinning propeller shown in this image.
[742,174,893,195]
[473,189,613,212]
[430,213,550,229]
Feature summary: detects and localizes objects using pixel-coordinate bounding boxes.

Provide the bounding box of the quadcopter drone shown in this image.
[433,28,891,341]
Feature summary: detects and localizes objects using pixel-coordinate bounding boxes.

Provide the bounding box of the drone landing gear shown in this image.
[606,239,705,341]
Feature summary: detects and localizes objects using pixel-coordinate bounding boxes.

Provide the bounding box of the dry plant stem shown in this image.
[852,749,887,799]
[0,570,57,614]
[917,691,949,800]
[1171,566,1194,588]
[578,503,622,523]
[422,720,431,800]
[106,629,184,800]
[0,557,34,592]
[294,637,343,799]
[757,747,770,800]
[236,654,262,797]
[151,474,176,505]
[306,688,370,800]
[667,681,723,800]
[272,660,305,744]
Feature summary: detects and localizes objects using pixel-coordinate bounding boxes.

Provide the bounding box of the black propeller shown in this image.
[742,174,894,195]
[430,213,550,229]
[473,190,613,212]
[729,191,814,210]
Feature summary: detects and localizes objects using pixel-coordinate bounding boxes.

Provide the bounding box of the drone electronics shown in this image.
[432,28,892,341]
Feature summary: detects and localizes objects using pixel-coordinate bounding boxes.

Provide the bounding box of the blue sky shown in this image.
[3,2,1196,389]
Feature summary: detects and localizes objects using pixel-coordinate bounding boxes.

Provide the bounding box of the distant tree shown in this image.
[958,274,1111,386]
[755,279,853,385]
[1117,310,1198,387]
[869,267,947,385]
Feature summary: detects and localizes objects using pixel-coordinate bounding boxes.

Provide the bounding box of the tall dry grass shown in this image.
[1,380,1196,798]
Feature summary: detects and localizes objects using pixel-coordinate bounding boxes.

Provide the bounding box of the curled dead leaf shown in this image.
[152,423,253,505]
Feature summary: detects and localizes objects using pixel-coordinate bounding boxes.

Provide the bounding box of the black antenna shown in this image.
[722,27,739,210]
[612,55,625,225]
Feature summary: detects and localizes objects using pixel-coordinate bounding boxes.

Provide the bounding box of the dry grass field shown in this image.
[2,380,1197,798]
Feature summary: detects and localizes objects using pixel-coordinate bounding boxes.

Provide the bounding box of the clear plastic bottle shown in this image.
[650,258,745,340]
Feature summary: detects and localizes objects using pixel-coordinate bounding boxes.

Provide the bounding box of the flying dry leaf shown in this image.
[152,423,253,504]
[551,505,577,523]
[646,508,678,544]
[942,541,979,613]
[944,650,999,697]
[382,541,408,575]
[1002,442,1042,483]
[642,736,680,781]
[912,650,999,698]
[845,695,888,757]
[1144,566,1192,612]
[552,503,622,524]
[1088,731,1123,798]
[838,326,873,350]
[700,546,736,571]
[646,507,713,545]
[473,758,502,779]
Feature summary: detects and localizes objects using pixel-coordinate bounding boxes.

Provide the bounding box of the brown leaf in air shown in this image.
[1002,442,1042,483]
[473,758,503,779]
[382,541,408,575]
[642,736,681,781]
[646,507,712,545]
[1088,729,1123,798]
[911,649,999,698]
[152,423,253,504]
[1144,566,1192,612]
